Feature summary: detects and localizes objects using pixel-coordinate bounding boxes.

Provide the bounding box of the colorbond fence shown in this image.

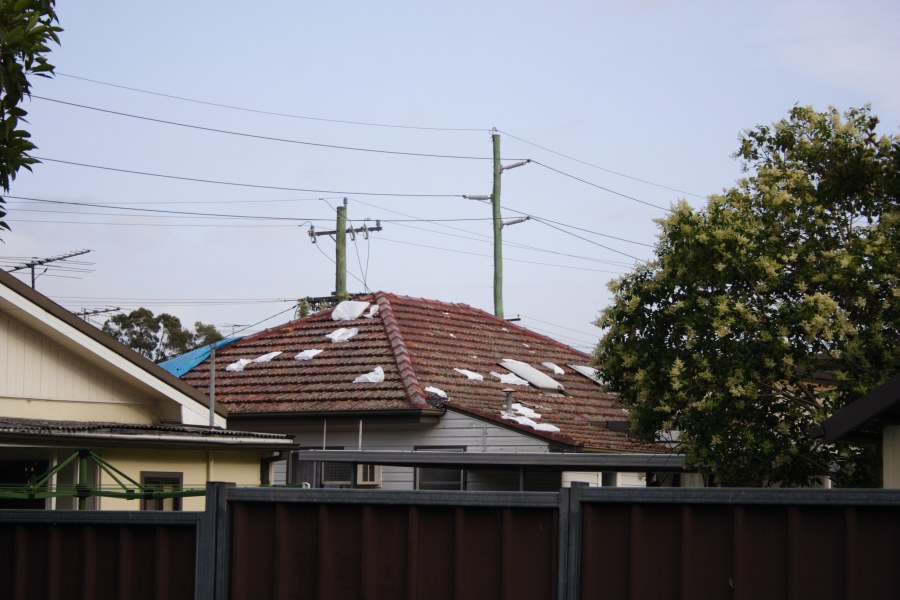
[3,484,900,599]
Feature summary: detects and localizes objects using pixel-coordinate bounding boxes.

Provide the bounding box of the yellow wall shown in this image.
[0,312,157,423]
[884,425,900,489]
[95,448,271,511]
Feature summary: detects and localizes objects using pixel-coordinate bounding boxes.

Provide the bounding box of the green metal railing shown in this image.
[0,449,205,509]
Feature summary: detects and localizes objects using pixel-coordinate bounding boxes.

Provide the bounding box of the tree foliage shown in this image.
[595,106,899,487]
[0,0,61,234]
[103,308,224,363]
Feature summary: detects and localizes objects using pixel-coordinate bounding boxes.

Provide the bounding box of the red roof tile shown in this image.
[182,293,663,453]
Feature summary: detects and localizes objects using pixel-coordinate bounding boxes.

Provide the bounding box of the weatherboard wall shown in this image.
[289,410,550,489]
[0,312,157,424]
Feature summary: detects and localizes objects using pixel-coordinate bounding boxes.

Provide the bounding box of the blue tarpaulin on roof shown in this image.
[158,337,242,378]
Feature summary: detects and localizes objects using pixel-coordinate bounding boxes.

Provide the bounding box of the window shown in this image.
[415,446,465,491]
[141,472,183,511]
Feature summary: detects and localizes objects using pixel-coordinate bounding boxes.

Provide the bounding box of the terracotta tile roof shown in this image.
[181,293,664,453]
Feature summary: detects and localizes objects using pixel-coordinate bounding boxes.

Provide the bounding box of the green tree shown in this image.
[0,0,62,234]
[595,106,899,487]
[103,308,224,363]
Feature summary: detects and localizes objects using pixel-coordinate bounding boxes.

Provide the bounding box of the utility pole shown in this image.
[491,131,503,318]
[6,249,92,290]
[308,199,382,300]
[465,131,530,319]
[336,201,348,299]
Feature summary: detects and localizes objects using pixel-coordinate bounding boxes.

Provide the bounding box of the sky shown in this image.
[2,0,897,353]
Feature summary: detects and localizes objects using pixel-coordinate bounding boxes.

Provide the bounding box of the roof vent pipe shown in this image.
[504,388,515,414]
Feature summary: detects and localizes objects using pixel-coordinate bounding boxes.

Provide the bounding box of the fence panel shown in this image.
[572,487,900,600]
[0,511,200,600]
[221,487,560,600]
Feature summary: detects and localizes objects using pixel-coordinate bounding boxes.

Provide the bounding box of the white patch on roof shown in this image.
[569,364,603,384]
[226,358,252,372]
[523,343,530,348]
[499,359,565,391]
[532,422,560,433]
[449,333,456,338]
[501,327,509,331]
[364,304,380,318]
[511,402,540,419]
[294,349,324,361]
[454,368,483,381]
[332,300,370,321]
[542,362,565,375]
[225,351,281,372]
[502,413,538,428]
[353,366,384,383]
[253,351,282,363]
[491,371,529,386]
[501,402,561,434]
[425,386,447,399]
[326,327,359,343]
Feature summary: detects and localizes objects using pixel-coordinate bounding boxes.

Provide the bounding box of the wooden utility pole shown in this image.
[335,201,348,299]
[492,131,503,318]
[466,131,530,319]
[309,199,382,300]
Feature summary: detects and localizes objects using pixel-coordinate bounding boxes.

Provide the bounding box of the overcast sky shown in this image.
[2,0,897,353]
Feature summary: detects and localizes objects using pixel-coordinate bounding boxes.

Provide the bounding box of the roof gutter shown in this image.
[0,430,295,450]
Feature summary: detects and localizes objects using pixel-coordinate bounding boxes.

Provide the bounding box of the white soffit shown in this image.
[499,359,565,392]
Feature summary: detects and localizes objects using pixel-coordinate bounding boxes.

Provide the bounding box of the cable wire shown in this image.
[32,157,463,197]
[530,160,671,211]
[498,129,705,199]
[34,96,510,160]
[57,72,487,132]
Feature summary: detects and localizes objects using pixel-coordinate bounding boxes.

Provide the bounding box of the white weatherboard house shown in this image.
[178,294,694,490]
[0,269,293,510]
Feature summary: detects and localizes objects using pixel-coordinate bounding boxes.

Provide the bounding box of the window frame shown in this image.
[140,471,184,511]
[414,446,466,491]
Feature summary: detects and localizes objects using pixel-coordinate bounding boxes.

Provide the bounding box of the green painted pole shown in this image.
[492,130,503,318]
[336,199,348,300]
[78,449,88,510]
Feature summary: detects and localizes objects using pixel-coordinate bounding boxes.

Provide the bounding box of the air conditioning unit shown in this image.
[356,464,382,487]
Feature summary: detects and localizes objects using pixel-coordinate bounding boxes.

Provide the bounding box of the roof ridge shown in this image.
[385,291,594,359]
[375,292,428,406]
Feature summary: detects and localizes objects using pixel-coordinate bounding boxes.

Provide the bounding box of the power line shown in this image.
[347,195,637,266]
[312,239,367,288]
[389,220,632,267]
[32,157,463,197]
[34,96,510,161]
[7,195,495,223]
[519,313,602,339]
[530,160,671,211]
[469,197,643,261]
[497,204,655,248]
[374,237,625,274]
[498,129,706,199]
[57,72,487,132]
[51,74,703,201]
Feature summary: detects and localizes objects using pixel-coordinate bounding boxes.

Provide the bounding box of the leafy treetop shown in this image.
[103,308,224,363]
[595,105,898,487]
[0,0,62,234]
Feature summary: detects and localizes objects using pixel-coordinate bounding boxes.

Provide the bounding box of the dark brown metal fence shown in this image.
[0,511,199,600]
[3,484,900,600]
[569,488,900,600]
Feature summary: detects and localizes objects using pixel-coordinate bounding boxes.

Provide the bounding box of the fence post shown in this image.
[566,482,587,600]
[195,482,235,600]
[558,487,570,600]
